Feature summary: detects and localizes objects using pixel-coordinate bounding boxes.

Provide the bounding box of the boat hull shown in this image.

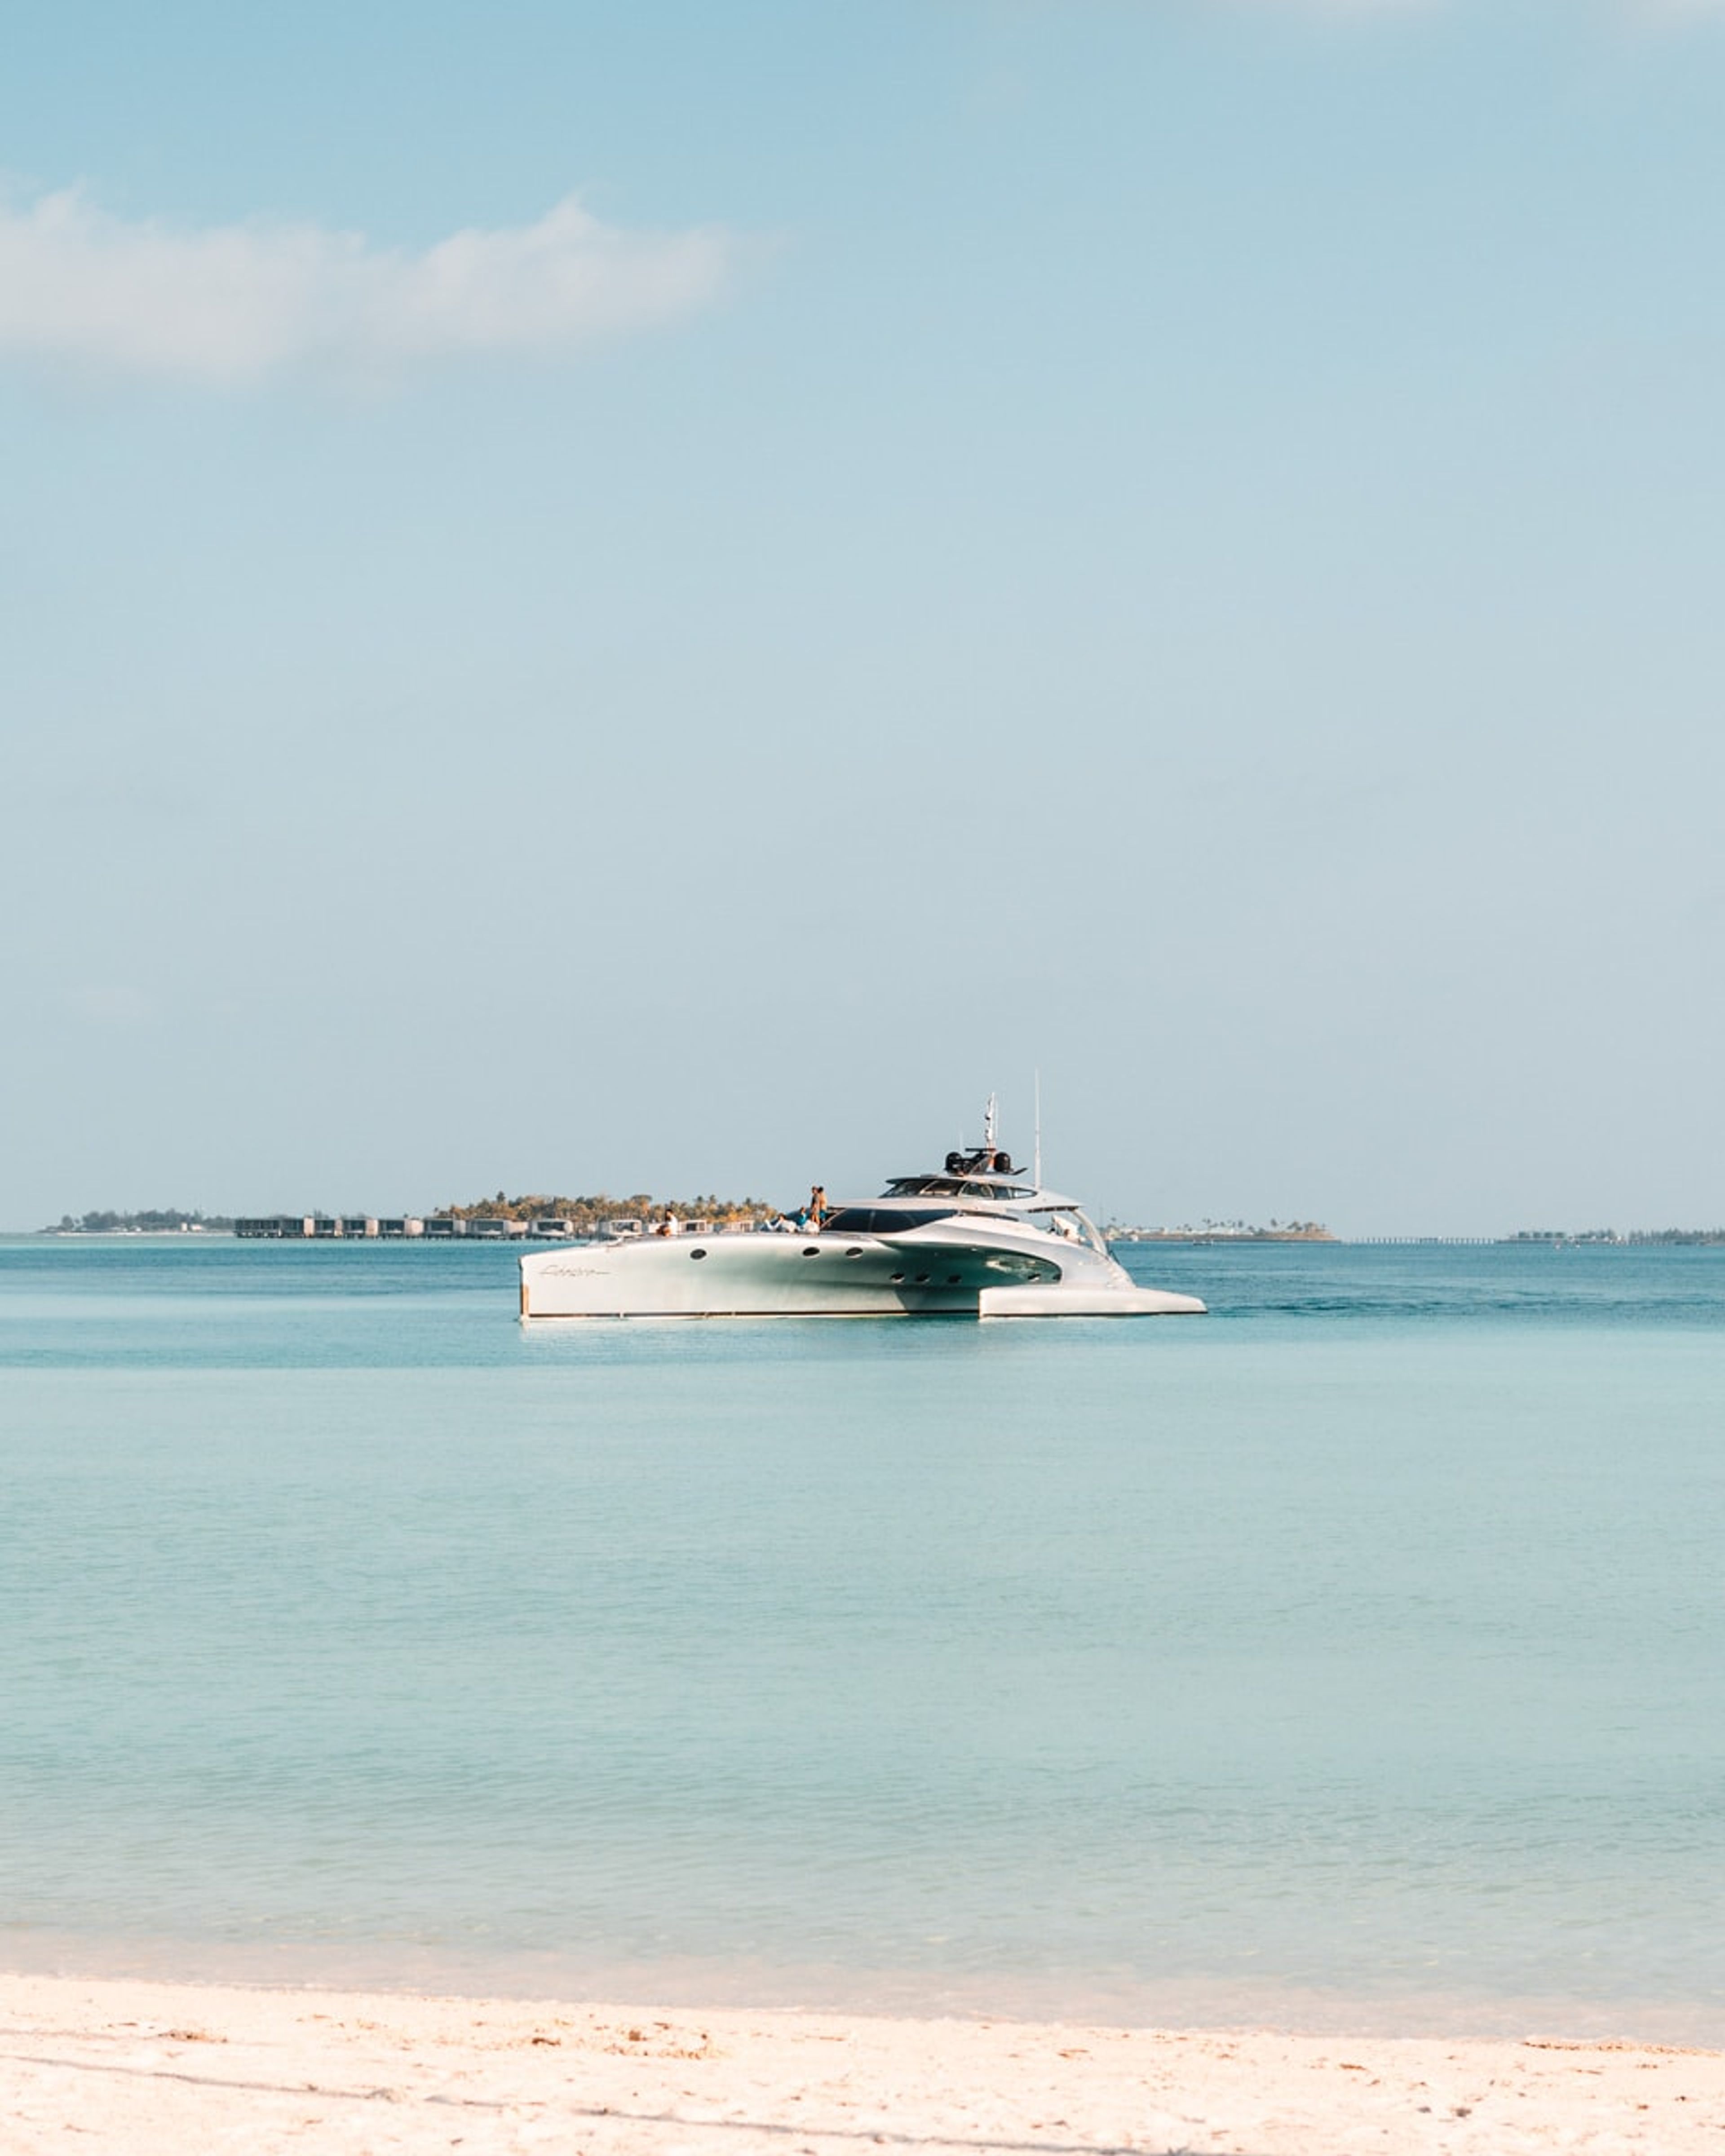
[519,1231,1204,1320]
[978,1282,1206,1317]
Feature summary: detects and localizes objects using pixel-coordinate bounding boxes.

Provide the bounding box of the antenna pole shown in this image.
[1033,1070,1042,1185]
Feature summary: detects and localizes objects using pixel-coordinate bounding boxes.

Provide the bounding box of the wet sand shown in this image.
[3,1968,1722,2152]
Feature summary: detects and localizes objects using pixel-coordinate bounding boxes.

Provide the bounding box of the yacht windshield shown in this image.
[882,1175,1037,1203]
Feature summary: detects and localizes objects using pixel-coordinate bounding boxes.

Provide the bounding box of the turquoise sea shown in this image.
[2,1235,1722,2038]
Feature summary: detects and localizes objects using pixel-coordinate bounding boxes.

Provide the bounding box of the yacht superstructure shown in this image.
[518,1102,1205,1321]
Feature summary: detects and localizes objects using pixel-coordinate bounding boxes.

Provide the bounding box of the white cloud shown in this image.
[0,189,740,386]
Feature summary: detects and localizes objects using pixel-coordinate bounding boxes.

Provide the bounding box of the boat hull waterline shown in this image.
[520,1228,1204,1321]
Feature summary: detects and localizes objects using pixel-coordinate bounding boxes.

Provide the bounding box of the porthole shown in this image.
[889,1272,905,1284]
[844,1246,862,1259]
[947,1273,961,1284]
[802,1247,821,1258]
[689,1248,708,1260]
[913,1272,930,1284]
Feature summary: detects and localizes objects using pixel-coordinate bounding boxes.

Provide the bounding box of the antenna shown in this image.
[1033,1070,1042,1186]
[984,1091,998,1153]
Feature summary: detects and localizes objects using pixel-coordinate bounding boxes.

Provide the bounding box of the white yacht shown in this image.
[518,1103,1205,1321]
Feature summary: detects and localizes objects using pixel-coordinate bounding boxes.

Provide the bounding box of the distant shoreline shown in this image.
[1113,1227,1335,1243]
[27,1226,1725,1247]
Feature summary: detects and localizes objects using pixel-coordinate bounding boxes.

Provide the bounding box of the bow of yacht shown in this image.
[518,1106,1205,1321]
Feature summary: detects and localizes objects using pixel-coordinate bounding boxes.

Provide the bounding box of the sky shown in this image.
[4,0,1724,1236]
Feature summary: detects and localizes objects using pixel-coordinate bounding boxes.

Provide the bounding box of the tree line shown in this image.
[47,1210,233,1233]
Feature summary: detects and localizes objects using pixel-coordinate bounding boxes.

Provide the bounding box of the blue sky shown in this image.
[4,0,1724,1233]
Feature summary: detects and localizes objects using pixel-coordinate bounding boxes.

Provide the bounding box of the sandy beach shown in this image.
[1,1971,1721,2154]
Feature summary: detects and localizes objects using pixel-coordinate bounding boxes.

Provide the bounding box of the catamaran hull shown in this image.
[519,1232,1204,1321]
[976,1283,1205,1317]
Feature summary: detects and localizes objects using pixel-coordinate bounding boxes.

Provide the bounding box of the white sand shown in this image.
[2,1969,1721,2153]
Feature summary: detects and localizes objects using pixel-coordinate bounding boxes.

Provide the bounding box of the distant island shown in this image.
[432,1191,778,1233]
[42,1194,776,1237]
[44,1200,1334,1241]
[50,1208,1725,1246]
[224,1193,783,1239]
[46,1209,234,1234]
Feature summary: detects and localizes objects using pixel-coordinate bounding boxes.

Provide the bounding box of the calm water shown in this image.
[2,1235,1723,2036]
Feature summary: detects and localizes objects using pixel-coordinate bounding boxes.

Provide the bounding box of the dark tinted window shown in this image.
[823,1207,955,1235]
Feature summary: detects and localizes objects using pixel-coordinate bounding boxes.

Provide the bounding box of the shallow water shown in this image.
[2,1236,1722,2035]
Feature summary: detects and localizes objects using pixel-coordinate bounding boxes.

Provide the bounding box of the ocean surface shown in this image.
[2,1234,1723,2038]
